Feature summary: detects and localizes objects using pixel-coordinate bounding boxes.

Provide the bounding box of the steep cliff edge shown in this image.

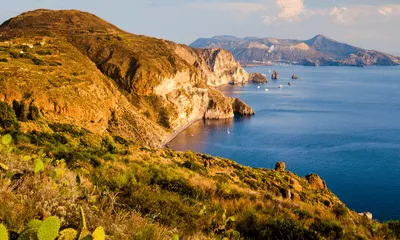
[0,9,253,146]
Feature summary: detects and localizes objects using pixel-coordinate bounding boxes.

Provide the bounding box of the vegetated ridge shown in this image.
[0,9,252,148]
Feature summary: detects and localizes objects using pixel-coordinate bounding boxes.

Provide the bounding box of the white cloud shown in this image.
[189,1,400,27]
[378,6,392,16]
[189,2,266,14]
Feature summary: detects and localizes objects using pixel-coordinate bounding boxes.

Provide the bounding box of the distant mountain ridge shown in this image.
[190,34,400,67]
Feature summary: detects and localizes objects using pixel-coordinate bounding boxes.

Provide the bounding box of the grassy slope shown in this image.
[0,113,399,239]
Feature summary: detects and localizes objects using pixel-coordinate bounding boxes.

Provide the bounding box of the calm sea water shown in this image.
[168,65,400,221]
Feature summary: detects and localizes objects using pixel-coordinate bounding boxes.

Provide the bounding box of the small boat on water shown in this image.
[278,85,283,88]
[265,88,269,92]
[257,86,260,89]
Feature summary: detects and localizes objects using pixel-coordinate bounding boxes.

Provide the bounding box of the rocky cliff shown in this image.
[191,34,400,67]
[0,9,253,147]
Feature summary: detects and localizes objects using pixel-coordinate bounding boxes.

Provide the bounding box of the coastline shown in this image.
[161,118,202,148]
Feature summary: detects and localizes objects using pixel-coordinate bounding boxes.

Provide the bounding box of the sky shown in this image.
[1,0,400,55]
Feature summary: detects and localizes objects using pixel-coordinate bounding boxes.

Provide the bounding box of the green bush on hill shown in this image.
[0,101,20,130]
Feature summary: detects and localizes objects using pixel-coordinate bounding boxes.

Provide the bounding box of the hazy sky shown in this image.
[1,0,400,54]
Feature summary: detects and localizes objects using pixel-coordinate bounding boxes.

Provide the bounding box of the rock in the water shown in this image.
[288,82,291,86]
[306,173,327,190]
[232,98,255,115]
[358,212,373,220]
[275,162,286,172]
[292,74,299,79]
[271,70,279,80]
[249,72,268,83]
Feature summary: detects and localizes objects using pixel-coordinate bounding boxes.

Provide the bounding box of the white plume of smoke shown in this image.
[276,0,304,19]
[378,6,392,16]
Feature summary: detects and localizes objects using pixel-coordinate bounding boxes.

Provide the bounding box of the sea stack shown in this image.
[271,70,279,80]
[292,74,299,79]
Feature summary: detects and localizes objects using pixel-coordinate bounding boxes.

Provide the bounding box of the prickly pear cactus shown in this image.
[0,224,9,240]
[92,226,105,240]
[17,228,37,240]
[172,234,179,240]
[26,219,43,230]
[1,134,12,145]
[37,216,60,240]
[78,207,90,240]
[34,159,44,174]
[58,228,78,240]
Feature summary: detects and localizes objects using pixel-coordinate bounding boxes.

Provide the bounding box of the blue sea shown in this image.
[167,65,400,221]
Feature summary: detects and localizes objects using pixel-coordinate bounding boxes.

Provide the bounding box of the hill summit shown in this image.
[0,9,252,147]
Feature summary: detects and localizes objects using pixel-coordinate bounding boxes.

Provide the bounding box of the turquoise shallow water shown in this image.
[167,65,400,221]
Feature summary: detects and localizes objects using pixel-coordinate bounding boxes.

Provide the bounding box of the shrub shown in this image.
[0,58,8,62]
[154,177,202,199]
[36,50,52,55]
[158,107,170,128]
[182,160,206,174]
[332,204,347,217]
[101,136,117,154]
[12,100,28,122]
[293,209,313,220]
[237,213,318,240]
[49,123,84,137]
[9,51,20,59]
[28,105,40,120]
[261,219,319,240]
[0,101,20,130]
[32,57,45,65]
[310,219,343,239]
[387,221,400,238]
[113,135,130,146]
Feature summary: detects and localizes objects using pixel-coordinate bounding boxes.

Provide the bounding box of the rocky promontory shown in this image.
[249,72,268,83]
[0,9,253,147]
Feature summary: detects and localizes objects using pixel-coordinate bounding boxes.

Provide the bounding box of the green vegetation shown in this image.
[0,209,105,240]
[1,122,400,239]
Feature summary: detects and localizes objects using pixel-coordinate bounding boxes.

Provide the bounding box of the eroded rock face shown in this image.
[306,174,327,190]
[358,212,373,220]
[232,99,254,115]
[249,72,268,83]
[275,162,286,172]
[172,45,249,87]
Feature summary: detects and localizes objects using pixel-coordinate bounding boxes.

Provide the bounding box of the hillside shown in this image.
[0,9,252,148]
[190,35,400,67]
[1,9,400,240]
